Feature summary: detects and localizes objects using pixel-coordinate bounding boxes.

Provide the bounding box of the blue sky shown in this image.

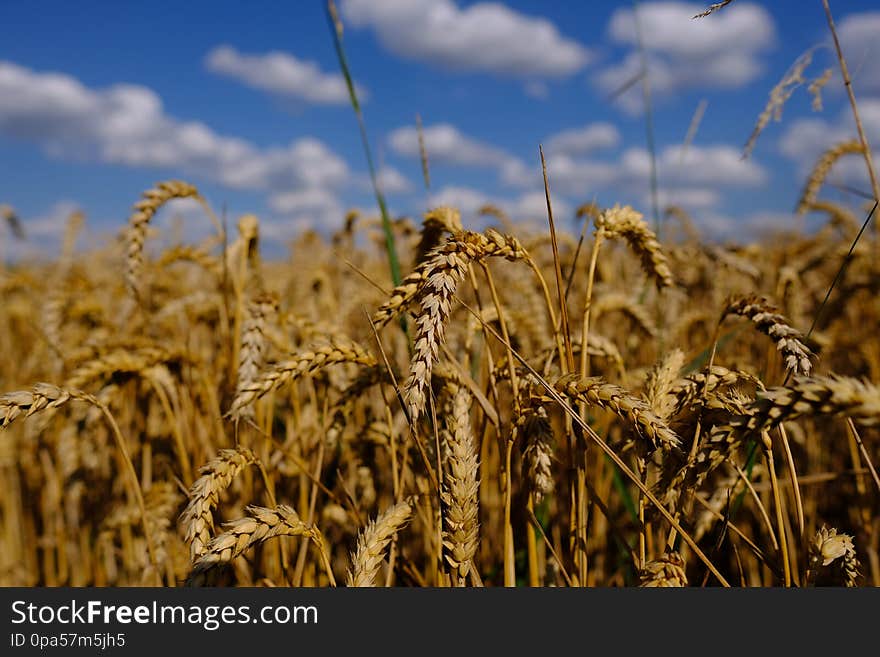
[2,0,879,257]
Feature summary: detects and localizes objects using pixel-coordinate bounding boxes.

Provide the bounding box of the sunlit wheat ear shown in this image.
[796,140,864,214]
[739,374,880,430]
[0,383,97,426]
[414,206,462,266]
[668,366,761,417]
[347,498,414,587]
[643,348,686,421]
[186,505,319,586]
[803,200,859,234]
[519,401,555,504]
[639,552,688,587]
[594,204,674,289]
[227,337,376,420]
[158,244,223,278]
[180,447,259,563]
[722,295,814,375]
[403,229,529,419]
[441,386,480,583]
[234,293,279,421]
[806,526,860,587]
[669,375,880,498]
[125,180,201,301]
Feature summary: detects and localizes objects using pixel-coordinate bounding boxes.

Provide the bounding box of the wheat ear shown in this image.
[227,338,375,420]
[639,552,688,586]
[404,229,529,419]
[723,295,814,376]
[555,374,681,453]
[441,386,480,583]
[126,180,201,300]
[180,447,259,563]
[595,205,674,289]
[347,499,414,587]
[186,504,319,586]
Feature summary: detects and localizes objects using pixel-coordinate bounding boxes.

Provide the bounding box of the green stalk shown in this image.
[326,1,403,288]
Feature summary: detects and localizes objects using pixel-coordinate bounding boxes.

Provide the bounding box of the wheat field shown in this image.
[1,1,879,589]
[0,174,877,587]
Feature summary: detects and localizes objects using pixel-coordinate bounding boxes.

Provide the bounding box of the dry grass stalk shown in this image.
[723,295,814,376]
[441,386,480,583]
[180,447,259,563]
[347,499,413,587]
[125,180,201,300]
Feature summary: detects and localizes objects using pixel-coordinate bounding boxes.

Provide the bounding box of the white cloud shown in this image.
[340,0,591,79]
[596,2,775,113]
[0,61,358,236]
[204,45,364,105]
[779,100,880,162]
[838,12,880,94]
[650,188,720,210]
[621,144,767,187]
[505,144,766,195]
[544,123,620,156]
[377,166,411,194]
[388,122,511,167]
[427,185,570,224]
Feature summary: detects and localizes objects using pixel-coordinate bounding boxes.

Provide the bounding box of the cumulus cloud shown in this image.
[505,144,766,196]
[779,100,880,162]
[340,0,591,79]
[543,122,620,156]
[377,166,412,194]
[0,61,356,234]
[838,11,880,94]
[204,45,364,104]
[428,185,570,223]
[596,2,775,113]
[389,122,512,167]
